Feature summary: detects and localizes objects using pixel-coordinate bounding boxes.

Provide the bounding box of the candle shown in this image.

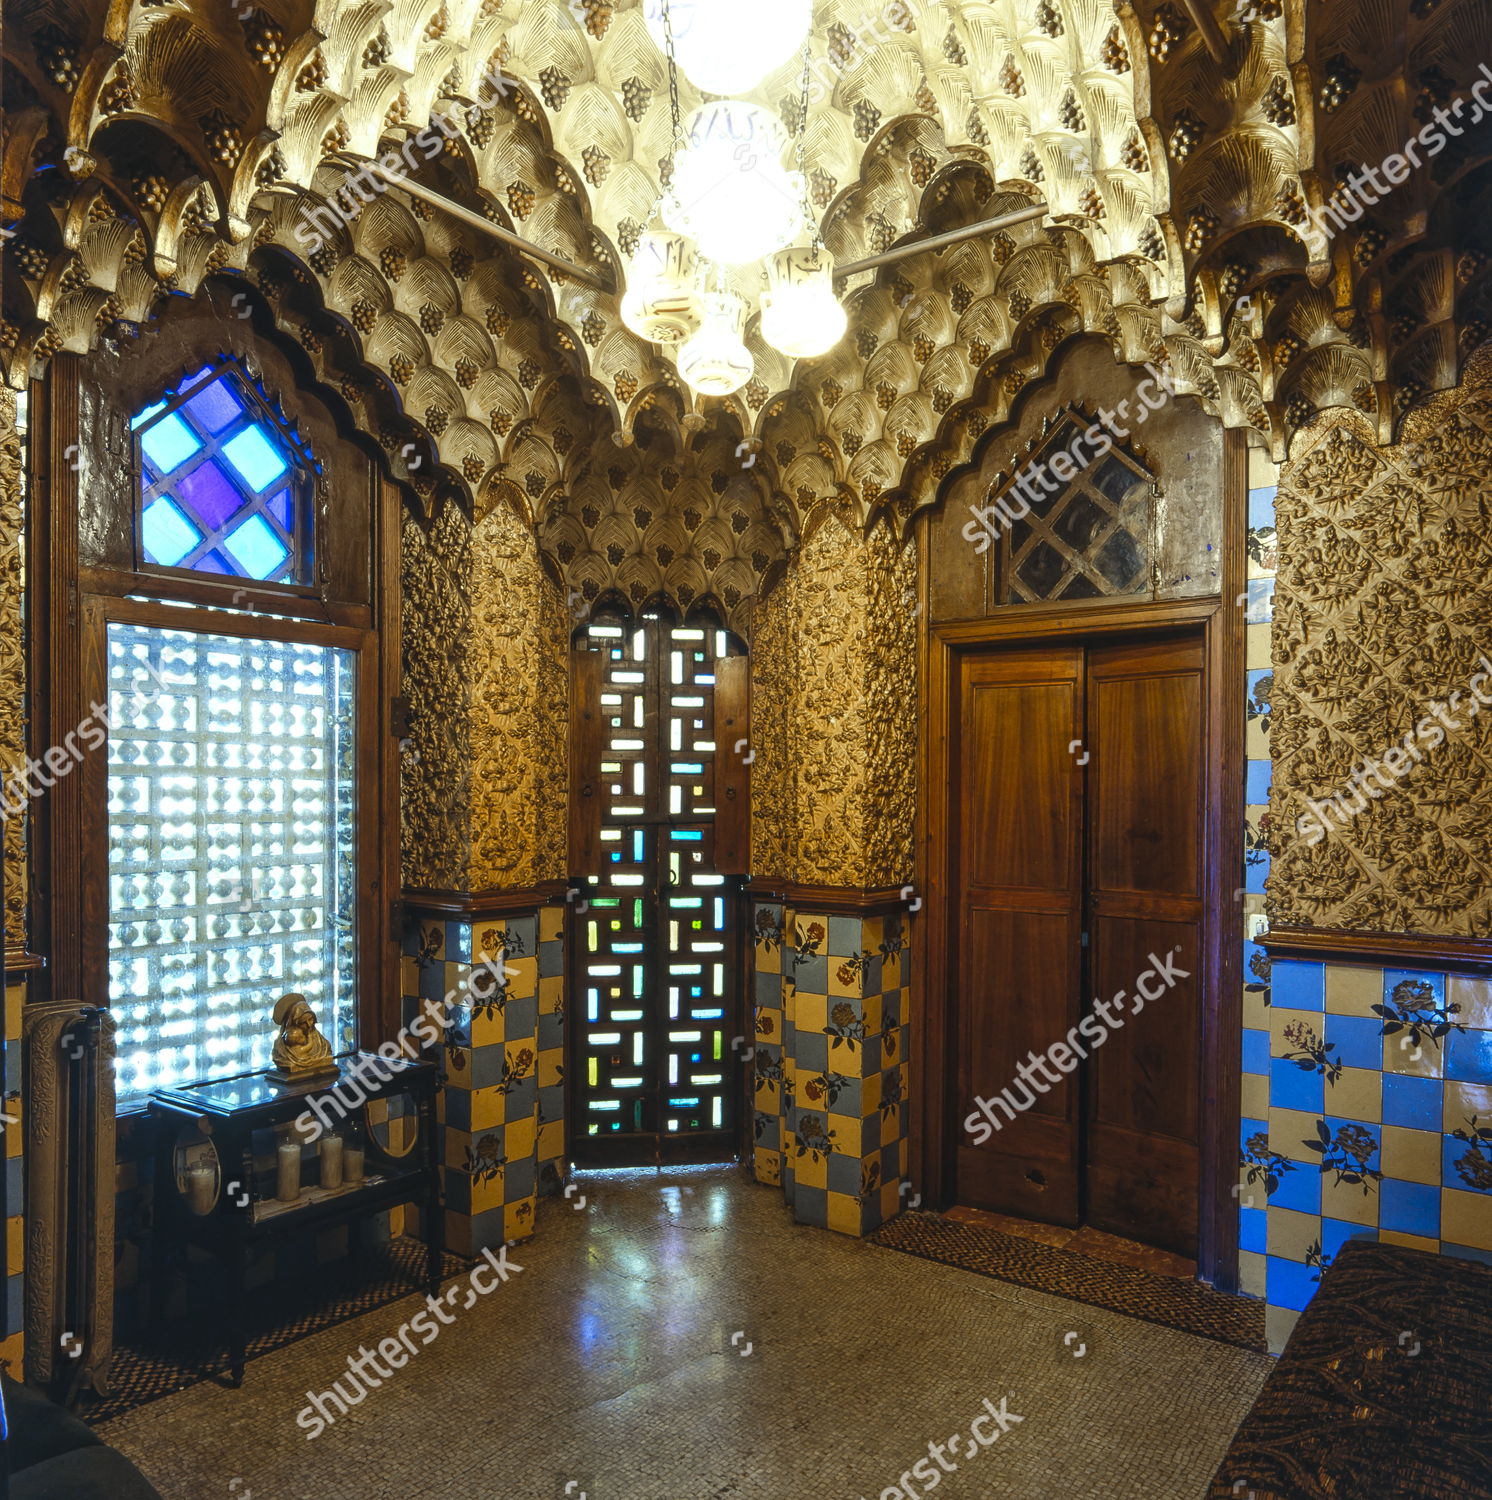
[187,1164,216,1216]
[277,1140,302,1202]
[320,1134,344,1190]
[344,1145,365,1184]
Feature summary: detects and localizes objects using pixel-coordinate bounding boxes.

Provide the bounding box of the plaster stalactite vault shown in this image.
[3,0,1492,605]
[401,491,570,893]
[751,513,917,889]
[1268,339,1492,939]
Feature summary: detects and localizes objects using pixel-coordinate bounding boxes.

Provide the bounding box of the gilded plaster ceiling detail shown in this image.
[1269,340,1492,937]
[3,0,1492,580]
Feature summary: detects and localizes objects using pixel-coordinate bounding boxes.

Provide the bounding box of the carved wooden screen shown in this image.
[571,614,744,1165]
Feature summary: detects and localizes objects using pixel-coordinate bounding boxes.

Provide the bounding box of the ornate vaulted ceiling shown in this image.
[4,0,1492,621]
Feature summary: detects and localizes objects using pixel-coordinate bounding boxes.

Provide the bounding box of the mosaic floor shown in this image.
[96,1166,1271,1500]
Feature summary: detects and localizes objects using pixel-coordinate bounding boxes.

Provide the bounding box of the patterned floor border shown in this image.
[869,1211,1266,1352]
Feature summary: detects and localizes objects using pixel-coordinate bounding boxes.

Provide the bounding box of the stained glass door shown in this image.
[571,615,744,1165]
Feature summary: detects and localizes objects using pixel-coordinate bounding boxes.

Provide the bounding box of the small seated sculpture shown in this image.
[269,992,337,1082]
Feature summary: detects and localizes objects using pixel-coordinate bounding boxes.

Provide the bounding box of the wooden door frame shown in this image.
[914,566,1245,1288]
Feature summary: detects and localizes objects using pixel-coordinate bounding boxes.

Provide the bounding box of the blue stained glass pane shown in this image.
[222,425,289,492]
[195,550,232,575]
[175,458,244,532]
[222,513,289,579]
[141,496,202,567]
[183,378,243,435]
[140,413,203,473]
[266,486,293,530]
[131,399,168,431]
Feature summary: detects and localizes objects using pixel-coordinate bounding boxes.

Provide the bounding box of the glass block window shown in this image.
[106,621,357,1105]
[575,616,741,1155]
[132,363,314,584]
[999,414,1156,605]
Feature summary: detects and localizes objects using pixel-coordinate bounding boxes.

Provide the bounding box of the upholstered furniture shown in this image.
[0,1373,162,1499]
[1208,1239,1492,1499]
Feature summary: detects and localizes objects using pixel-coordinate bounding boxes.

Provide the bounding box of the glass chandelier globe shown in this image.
[677,291,754,397]
[621,230,705,345]
[760,245,848,359]
[642,0,811,97]
[662,102,804,266]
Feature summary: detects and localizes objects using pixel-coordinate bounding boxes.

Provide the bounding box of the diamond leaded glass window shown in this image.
[132,362,313,584]
[107,621,358,1106]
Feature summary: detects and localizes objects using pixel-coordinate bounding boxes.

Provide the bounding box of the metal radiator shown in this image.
[22,1001,115,1398]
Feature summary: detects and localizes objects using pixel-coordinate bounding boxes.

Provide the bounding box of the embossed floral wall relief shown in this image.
[1269,342,1492,937]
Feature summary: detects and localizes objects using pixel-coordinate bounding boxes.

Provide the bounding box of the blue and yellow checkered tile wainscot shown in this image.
[751,900,912,1236]
[403,901,566,1259]
[2,974,23,1374]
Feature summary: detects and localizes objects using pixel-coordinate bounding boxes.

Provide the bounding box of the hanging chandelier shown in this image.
[622,2,845,397]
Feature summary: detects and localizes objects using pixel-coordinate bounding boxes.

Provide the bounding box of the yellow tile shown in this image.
[1329,1067,1382,1124]
[1269,1108,1323,1162]
[1380,1125,1441,1185]
[1320,1174,1378,1227]
[1382,1033,1443,1079]
[826,1191,864,1236]
[470,1086,505,1132]
[861,1071,883,1116]
[1266,1206,1321,1260]
[538,974,563,1014]
[831,1116,863,1158]
[1248,446,1278,490]
[539,906,564,944]
[1325,965,1383,1017]
[1267,1306,1299,1357]
[504,1197,536,1243]
[537,1119,563,1162]
[794,1147,828,1190]
[1444,1080,1492,1133]
[7,1214,23,1270]
[827,959,862,999]
[505,956,538,1000]
[474,923,508,959]
[755,941,781,975]
[1449,977,1492,1031]
[1246,717,1269,760]
[1246,622,1271,671]
[859,994,883,1036]
[0,1332,23,1377]
[1270,1007,1321,1053]
[753,1147,781,1185]
[1239,1249,1266,1299]
[1242,1071,1269,1121]
[468,1006,503,1048]
[504,1116,536,1161]
[1243,987,1269,1030]
[1380,1230,1438,1253]
[538,1048,563,1089]
[793,993,827,1033]
[443,1128,473,1171]
[1441,1189,1492,1252]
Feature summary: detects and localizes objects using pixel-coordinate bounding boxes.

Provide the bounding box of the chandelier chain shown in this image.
[796,38,821,254]
[661,0,686,175]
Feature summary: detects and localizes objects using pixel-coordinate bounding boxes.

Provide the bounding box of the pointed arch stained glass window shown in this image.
[132,363,314,584]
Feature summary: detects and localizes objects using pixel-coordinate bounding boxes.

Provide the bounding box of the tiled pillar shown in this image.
[751,897,911,1236]
[403,899,565,1259]
[2,974,22,1373]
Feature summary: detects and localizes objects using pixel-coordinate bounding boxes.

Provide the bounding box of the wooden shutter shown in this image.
[712,653,750,875]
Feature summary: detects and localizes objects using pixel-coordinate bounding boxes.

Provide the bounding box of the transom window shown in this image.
[132,362,314,584]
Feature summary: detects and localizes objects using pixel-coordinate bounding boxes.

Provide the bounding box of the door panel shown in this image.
[1084,636,1205,1256]
[954,648,1084,1225]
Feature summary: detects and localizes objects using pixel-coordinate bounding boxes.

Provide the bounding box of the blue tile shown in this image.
[1272,960,1325,1012]
[1240,1204,1267,1254]
[1245,577,1275,625]
[1267,1255,1320,1312]
[1269,1161,1321,1215]
[1241,1115,1269,1149]
[1442,1242,1492,1266]
[1245,759,1273,804]
[1443,1132,1492,1192]
[1243,1027,1270,1075]
[1246,667,1272,714]
[1245,845,1270,894]
[1247,486,1277,529]
[1325,1014,1386,1071]
[1319,1218,1376,1263]
[5,1273,22,1338]
[1382,1073,1443,1132]
[791,952,827,992]
[1380,1179,1440,1237]
[1446,1029,1492,1084]
[827,915,863,959]
[1383,969,1446,1005]
[756,969,783,1007]
[1271,1056,1325,1114]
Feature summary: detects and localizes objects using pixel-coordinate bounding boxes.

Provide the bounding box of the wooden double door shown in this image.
[953,631,1206,1258]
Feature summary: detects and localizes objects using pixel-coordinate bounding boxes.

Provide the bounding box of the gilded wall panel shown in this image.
[0,391,24,944]
[1270,346,1492,936]
[751,516,917,889]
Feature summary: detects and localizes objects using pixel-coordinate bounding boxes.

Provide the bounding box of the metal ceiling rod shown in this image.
[366,163,615,293]
[1179,0,1229,64]
[834,202,1050,279]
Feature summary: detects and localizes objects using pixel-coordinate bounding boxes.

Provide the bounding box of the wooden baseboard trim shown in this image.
[743,878,914,917]
[402,882,569,919]
[1264,924,1492,974]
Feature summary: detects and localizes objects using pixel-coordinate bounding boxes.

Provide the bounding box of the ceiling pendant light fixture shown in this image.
[760,244,847,359]
[677,290,754,396]
[642,0,811,97]
[620,229,705,344]
[662,101,804,265]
